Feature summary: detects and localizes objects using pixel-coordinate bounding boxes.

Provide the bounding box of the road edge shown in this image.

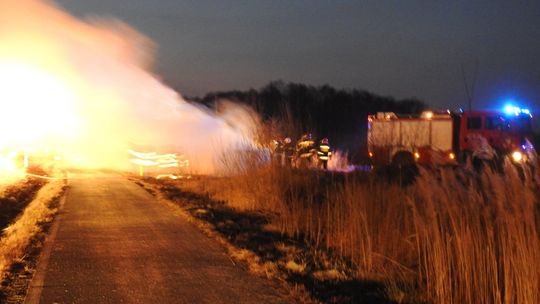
[24,186,69,304]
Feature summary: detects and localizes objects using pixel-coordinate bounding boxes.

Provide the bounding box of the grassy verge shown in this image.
[0,178,47,231]
[140,158,540,304]
[0,172,66,303]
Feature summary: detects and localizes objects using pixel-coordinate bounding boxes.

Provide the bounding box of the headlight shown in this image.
[511,151,523,162]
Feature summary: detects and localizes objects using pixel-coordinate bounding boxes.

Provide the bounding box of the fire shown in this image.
[0,61,79,150]
[0,151,25,184]
[0,0,258,180]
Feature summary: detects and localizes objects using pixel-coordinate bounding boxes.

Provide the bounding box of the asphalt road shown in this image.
[25,172,288,304]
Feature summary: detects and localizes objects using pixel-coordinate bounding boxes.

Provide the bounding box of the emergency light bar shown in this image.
[503,104,531,116]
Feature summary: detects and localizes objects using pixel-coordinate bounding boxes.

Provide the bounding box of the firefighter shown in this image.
[317,138,332,170]
[282,137,295,167]
[270,138,283,165]
[296,133,316,168]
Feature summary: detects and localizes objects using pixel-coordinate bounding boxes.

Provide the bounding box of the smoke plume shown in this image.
[0,0,258,174]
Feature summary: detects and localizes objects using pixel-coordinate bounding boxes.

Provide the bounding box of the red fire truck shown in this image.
[368,106,536,167]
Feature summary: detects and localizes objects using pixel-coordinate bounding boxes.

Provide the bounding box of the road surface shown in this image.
[25,172,288,303]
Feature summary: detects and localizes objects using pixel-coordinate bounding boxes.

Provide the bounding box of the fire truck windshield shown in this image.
[487,114,532,133]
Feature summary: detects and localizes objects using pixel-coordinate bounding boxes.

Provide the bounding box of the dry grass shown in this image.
[410,163,540,304]
[0,174,66,283]
[0,178,46,231]
[170,153,540,303]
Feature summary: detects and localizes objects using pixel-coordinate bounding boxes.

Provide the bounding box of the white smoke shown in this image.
[0,0,258,174]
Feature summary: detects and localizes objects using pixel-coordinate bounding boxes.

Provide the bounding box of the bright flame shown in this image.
[0,0,258,178]
[0,156,17,172]
[0,61,79,150]
[0,151,25,183]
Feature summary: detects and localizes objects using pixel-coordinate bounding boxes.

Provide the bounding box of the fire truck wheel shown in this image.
[390,151,418,185]
[459,151,471,164]
[392,151,415,167]
[461,151,486,172]
[472,156,484,171]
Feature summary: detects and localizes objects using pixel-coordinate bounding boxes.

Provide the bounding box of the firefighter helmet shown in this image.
[321,138,329,145]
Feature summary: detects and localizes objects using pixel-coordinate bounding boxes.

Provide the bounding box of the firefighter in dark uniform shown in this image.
[282,137,295,167]
[270,139,283,165]
[317,138,332,170]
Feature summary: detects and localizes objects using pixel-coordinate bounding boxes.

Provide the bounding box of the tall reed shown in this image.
[209,153,540,303]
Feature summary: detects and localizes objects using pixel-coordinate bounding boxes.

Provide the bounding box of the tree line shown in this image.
[190,81,426,161]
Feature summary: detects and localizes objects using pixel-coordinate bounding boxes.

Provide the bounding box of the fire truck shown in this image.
[367,106,536,168]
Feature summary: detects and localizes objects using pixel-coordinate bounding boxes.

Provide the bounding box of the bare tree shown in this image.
[461,59,479,111]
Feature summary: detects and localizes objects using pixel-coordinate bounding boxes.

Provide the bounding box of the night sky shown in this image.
[54,0,540,112]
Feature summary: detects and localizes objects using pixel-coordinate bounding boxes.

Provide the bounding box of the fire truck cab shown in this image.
[368,107,536,167]
[457,108,535,164]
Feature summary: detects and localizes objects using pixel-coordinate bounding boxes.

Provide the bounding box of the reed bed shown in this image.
[181,157,540,303]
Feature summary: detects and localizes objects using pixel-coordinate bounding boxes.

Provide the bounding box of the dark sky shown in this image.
[55,0,540,112]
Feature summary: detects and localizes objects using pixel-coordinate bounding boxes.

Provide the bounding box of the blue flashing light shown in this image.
[504,104,520,115]
[503,104,531,116]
